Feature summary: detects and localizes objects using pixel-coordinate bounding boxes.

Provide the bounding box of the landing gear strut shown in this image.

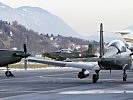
[92,70,100,83]
[5,66,14,77]
[123,70,127,81]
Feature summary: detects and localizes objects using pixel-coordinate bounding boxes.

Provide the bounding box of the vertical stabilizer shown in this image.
[88,43,95,55]
[99,23,104,57]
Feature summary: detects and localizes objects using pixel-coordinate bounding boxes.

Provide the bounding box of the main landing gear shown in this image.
[78,69,89,79]
[123,69,127,81]
[92,70,100,83]
[5,66,14,77]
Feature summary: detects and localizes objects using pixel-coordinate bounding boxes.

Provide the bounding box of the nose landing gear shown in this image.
[123,69,127,81]
[5,66,14,77]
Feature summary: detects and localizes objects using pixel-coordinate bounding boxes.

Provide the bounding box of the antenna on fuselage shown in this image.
[99,23,104,58]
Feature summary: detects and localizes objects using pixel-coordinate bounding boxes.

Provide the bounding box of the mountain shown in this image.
[125,26,133,31]
[82,32,123,42]
[111,26,133,40]
[124,26,133,37]
[83,25,133,42]
[0,2,79,37]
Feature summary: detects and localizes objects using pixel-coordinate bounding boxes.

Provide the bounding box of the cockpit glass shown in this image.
[58,49,72,53]
[108,40,127,52]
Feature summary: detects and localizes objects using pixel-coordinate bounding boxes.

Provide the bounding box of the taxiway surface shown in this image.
[0,67,133,100]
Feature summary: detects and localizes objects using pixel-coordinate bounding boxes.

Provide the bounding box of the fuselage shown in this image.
[44,50,97,61]
[0,49,24,67]
[98,40,132,70]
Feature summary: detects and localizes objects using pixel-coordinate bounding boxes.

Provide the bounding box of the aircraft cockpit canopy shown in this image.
[108,40,127,53]
[58,49,72,53]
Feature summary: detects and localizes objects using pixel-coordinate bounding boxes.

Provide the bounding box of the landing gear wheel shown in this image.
[93,74,98,83]
[123,73,127,81]
[95,70,100,79]
[92,70,100,83]
[5,71,14,77]
[78,72,85,79]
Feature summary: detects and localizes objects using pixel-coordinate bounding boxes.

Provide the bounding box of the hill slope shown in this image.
[0,20,96,54]
[0,2,79,37]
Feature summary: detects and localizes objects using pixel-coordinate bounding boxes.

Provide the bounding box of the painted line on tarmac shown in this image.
[59,89,133,94]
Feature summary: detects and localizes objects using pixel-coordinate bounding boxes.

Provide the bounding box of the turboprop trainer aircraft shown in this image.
[43,44,97,61]
[0,44,30,77]
[28,23,133,83]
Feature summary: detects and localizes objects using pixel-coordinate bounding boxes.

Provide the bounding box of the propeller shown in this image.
[12,44,30,70]
[24,44,27,54]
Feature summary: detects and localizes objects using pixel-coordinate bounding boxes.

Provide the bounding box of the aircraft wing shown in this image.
[28,58,100,71]
[124,38,133,42]
[28,57,130,70]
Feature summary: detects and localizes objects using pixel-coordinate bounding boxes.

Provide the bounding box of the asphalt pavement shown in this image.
[0,67,133,100]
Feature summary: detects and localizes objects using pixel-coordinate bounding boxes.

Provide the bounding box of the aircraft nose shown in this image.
[23,53,31,58]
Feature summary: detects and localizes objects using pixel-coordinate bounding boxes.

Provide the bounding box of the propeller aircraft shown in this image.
[43,44,97,61]
[0,44,30,77]
[28,23,133,83]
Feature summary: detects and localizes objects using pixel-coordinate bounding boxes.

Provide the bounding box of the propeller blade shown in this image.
[23,44,27,54]
[23,44,29,70]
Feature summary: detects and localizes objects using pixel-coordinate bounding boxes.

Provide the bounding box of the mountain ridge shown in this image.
[0,2,79,37]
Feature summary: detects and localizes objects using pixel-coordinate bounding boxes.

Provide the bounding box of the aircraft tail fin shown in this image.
[99,23,104,57]
[88,43,95,55]
[88,44,94,54]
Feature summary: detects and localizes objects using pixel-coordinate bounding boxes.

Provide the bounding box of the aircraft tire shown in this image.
[93,74,98,83]
[123,77,126,81]
[123,73,127,81]
[5,71,14,77]
[78,72,85,79]
[5,71,11,77]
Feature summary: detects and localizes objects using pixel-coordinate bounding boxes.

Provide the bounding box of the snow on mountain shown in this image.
[0,2,132,41]
[0,2,12,9]
[0,2,79,37]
